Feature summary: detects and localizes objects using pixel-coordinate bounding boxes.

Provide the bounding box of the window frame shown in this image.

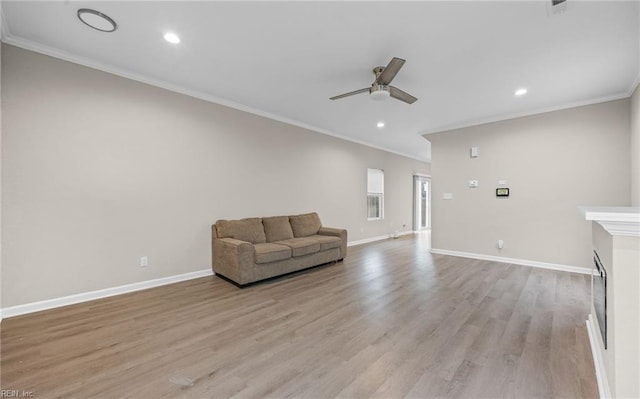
[367,168,384,221]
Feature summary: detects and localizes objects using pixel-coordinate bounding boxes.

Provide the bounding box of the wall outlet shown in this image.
[140,256,149,267]
[443,193,453,200]
[497,240,504,250]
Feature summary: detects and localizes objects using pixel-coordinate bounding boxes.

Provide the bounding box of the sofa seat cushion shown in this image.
[307,235,342,251]
[289,212,322,237]
[263,216,294,242]
[216,218,266,244]
[254,243,292,264]
[274,238,321,257]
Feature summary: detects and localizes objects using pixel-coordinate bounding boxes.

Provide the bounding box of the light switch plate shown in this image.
[468,180,479,188]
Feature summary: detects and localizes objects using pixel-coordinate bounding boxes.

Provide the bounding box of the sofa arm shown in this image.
[318,227,348,259]
[318,227,346,238]
[217,237,253,249]
[213,238,255,283]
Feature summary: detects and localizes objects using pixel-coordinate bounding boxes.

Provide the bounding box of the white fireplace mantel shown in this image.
[579,206,640,237]
[581,205,640,399]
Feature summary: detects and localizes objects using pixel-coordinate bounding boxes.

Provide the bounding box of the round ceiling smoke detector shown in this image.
[77,9,117,32]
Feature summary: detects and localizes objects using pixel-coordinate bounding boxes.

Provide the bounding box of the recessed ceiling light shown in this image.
[377,121,385,128]
[164,32,181,44]
[77,9,117,32]
[515,88,528,96]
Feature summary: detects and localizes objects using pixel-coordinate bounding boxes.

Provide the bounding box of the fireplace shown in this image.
[593,250,607,349]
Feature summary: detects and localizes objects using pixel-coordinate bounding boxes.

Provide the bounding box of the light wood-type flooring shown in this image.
[1,234,598,398]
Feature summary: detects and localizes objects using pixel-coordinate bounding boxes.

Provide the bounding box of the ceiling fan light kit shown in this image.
[370,85,391,101]
[330,57,418,104]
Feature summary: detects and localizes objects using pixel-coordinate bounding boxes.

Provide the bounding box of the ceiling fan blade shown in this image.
[377,57,406,85]
[330,87,370,100]
[390,86,418,104]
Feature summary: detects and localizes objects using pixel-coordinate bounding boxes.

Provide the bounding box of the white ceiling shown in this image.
[2,1,639,161]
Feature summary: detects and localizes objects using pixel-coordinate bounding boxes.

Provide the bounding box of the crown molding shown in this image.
[1,35,430,163]
[420,91,632,136]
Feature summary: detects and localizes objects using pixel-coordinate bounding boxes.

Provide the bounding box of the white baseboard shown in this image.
[1,232,415,320]
[1,269,214,319]
[348,230,415,247]
[587,314,611,398]
[429,248,590,275]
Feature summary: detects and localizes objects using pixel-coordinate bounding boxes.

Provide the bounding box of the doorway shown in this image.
[413,175,430,231]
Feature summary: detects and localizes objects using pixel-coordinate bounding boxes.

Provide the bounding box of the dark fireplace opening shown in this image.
[593,250,607,349]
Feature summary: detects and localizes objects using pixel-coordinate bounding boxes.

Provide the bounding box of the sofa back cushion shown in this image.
[289,212,322,237]
[216,218,266,244]
[263,216,294,242]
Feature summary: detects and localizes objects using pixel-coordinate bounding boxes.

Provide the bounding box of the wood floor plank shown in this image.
[0,234,598,398]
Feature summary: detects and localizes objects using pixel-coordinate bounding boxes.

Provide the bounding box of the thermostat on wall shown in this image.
[496,188,510,197]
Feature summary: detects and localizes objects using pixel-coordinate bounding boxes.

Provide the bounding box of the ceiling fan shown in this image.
[330,57,418,104]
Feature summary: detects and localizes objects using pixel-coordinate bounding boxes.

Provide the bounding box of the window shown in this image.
[367,168,384,220]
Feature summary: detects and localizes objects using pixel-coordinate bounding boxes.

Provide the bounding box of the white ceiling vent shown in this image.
[547,0,569,16]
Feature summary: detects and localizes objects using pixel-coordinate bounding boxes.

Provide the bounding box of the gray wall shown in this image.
[1,45,429,308]
[631,84,640,206]
[0,39,3,319]
[426,99,631,269]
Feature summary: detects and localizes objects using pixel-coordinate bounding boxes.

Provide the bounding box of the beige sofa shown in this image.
[211,212,347,286]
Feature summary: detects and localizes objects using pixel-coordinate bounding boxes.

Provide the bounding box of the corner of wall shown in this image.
[1,29,4,322]
[630,83,640,206]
